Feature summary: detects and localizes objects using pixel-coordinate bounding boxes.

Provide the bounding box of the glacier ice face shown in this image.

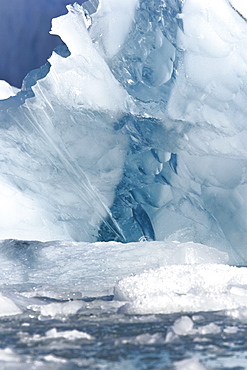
[0,0,247,262]
[0,4,133,242]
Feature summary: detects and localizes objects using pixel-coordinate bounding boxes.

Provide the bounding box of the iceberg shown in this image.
[0,0,247,264]
[2,2,247,368]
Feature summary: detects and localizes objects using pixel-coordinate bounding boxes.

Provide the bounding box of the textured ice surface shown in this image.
[0,237,245,327]
[1,238,247,333]
[0,238,245,318]
[115,264,247,315]
[0,4,132,242]
[1,0,247,263]
[0,239,245,369]
[0,239,228,298]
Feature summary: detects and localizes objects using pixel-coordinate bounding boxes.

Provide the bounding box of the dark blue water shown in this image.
[0,295,247,369]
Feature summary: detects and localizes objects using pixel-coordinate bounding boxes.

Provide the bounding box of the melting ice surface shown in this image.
[2,0,247,368]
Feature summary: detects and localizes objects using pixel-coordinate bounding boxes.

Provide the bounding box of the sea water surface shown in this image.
[1,296,247,369]
[0,239,246,369]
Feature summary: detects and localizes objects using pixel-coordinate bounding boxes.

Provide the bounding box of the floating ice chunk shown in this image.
[172,316,194,336]
[0,293,22,317]
[165,316,195,342]
[197,323,221,335]
[115,264,247,315]
[115,333,163,346]
[166,316,221,343]
[0,348,20,363]
[225,307,247,322]
[46,328,94,340]
[20,327,93,344]
[223,326,238,334]
[35,300,85,318]
[44,354,67,364]
[174,357,207,370]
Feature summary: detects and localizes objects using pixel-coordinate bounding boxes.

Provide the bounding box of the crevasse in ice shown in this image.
[1,0,247,262]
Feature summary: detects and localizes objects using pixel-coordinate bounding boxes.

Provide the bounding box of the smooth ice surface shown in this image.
[0,293,22,317]
[89,0,139,59]
[229,0,247,19]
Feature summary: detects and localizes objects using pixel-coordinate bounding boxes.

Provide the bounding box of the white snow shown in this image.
[115,264,247,315]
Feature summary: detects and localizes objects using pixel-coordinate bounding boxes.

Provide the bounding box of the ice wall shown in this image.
[0,0,247,262]
[103,0,247,261]
[0,3,133,242]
